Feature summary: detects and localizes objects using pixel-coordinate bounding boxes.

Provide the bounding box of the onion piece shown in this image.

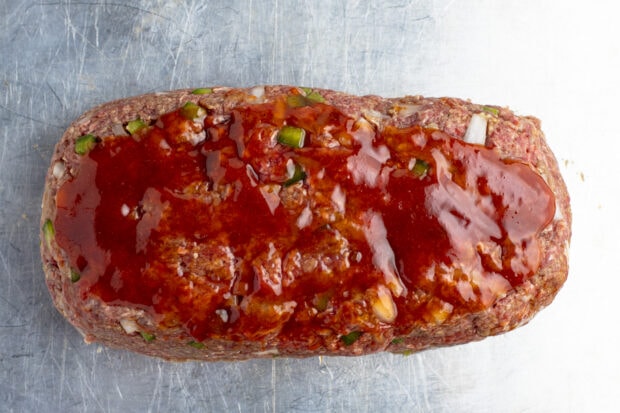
[254,348,279,357]
[286,158,296,178]
[463,113,488,145]
[120,318,140,334]
[250,86,265,101]
[212,115,230,125]
[370,284,397,323]
[52,161,66,179]
[259,184,281,215]
[554,199,563,221]
[296,205,313,229]
[390,103,422,117]
[215,309,229,323]
[362,109,389,130]
[331,185,346,214]
[246,164,259,187]
[111,123,128,136]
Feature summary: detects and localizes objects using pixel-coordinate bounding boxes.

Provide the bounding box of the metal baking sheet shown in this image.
[1,1,617,411]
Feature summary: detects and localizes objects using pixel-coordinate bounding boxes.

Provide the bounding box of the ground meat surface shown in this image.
[40,86,571,361]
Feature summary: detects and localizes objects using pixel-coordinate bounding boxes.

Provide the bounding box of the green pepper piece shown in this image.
[286,94,309,108]
[299,87,326,104]
[277,126,306,148]
[410,158,429,178]
[191,88,213,95]
[180,101,206,120]
[42,219,55,248]
[482,105,500,116]
[313,291,331,312]
[287,92,325,107]
[70,269,81,283]
[188,341,205,349]
[340,331,362,346]
[391,337,404,345]
[305,91,325,103]
[126,119,147,135]
[74,134,98,155]
[140,331,156,342]
[283,163,306,187]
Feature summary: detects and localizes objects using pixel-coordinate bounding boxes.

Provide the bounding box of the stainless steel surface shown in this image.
[1,1,616,411]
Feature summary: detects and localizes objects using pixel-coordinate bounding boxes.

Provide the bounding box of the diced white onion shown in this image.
[371,284,397,323]
[120,204,130,216]
[296,205,313,229]
[286,158,296,178]
[273,300,297,315]
[254,348,279,356]
[331,185,346,214]
[250,86,265,100]
[391,103,422,117]
[246,164,259,187]
[553,199,564,221]
[428,299,453,324]
[52,161,66,179]
[186,130,207,146]
[259,184,281,215]
[463,113,488,145]
[212,115,231,125]
[120,318,140,334]
[362,109,389,130]
[159,139,171,152]
[354,252,362,262]
[215,309,229,323]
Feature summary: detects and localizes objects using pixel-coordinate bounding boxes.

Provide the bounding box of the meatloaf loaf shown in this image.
[40,86,571,361]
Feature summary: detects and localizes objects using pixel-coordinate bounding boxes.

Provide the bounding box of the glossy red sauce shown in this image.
[54,92,555,341]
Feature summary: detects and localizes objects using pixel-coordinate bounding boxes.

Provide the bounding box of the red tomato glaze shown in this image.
[54,92,555,341]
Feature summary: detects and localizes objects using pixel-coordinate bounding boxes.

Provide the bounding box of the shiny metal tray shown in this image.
[1,1,614,411]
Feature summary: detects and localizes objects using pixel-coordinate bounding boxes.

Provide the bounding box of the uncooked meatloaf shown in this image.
[40,86,571,361]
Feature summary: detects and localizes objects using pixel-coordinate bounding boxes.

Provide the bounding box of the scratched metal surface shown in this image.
[1,0,618,411]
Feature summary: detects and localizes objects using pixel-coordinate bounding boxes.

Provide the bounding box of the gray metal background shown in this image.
[1,1,617,411]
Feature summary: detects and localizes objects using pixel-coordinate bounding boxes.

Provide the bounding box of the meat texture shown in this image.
[40,86,571,360]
